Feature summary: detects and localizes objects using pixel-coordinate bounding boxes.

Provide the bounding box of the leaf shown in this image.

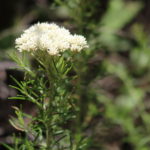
[2,143,14,150]
[99,0,143,50]
[101,0,142,31]
[9,117,26,131]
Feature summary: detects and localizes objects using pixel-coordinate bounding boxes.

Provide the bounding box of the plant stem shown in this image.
[46,125,52,150]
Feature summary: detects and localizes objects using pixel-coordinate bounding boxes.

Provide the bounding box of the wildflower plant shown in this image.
[6,22,88,150]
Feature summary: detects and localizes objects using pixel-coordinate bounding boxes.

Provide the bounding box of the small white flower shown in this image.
[15,22,88,55]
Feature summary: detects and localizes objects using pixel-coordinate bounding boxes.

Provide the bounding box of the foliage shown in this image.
[6,49,90,150]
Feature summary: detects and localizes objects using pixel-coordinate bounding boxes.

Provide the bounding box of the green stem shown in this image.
[52,57,59,75]
[46,124,52,150]
[45,77,55,150]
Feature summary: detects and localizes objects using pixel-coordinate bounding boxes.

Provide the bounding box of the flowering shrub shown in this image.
[2,1,150,150]
[6,22,88,150]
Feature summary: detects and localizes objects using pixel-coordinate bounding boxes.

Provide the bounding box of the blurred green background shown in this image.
[1,0,150,150]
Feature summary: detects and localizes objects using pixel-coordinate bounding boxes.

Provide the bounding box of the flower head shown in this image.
[15,22,88,55]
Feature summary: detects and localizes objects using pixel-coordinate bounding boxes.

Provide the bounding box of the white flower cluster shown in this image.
[15,22,88,55]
